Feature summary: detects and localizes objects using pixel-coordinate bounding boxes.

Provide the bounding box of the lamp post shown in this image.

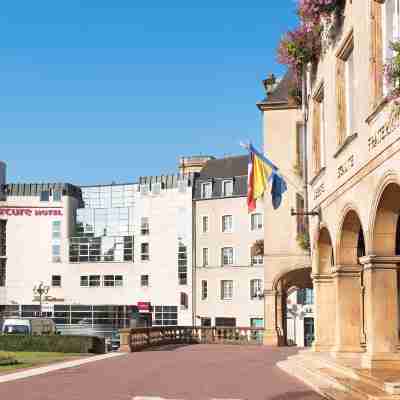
[33,282,50,317]
[263,73,277,95]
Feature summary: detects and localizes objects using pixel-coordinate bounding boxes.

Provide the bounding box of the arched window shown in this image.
[357,228,366,259]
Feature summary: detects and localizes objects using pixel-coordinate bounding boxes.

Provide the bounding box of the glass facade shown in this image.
[70,184,135,263]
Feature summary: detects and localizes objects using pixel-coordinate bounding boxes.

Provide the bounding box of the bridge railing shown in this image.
[119,326,264,352]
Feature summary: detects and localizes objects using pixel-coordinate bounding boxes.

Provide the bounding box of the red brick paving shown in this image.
[0,345,323,400]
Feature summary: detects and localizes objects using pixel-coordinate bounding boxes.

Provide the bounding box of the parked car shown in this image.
[110,330,120,351]
[1,319,31,334]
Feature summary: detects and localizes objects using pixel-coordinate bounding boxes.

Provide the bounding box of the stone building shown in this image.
[193,156,264,328]
[257,72,312,346]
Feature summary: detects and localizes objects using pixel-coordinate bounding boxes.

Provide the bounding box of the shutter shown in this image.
[336,59,347,145]
[312,100,321,174]
[371,0,383,105]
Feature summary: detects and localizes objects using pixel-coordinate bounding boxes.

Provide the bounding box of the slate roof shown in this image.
[199,155,248,179]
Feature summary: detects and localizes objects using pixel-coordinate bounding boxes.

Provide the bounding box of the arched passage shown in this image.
[273,267,313,347]
[313,226,336,352]
[333,209,364,354]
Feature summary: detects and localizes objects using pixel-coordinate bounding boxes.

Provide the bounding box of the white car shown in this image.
[1,319,31,335]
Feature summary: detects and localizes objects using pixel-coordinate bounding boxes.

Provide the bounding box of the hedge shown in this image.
[0,351,17,365]
[0,335,105,354]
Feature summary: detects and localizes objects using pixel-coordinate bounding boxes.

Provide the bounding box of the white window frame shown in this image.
[250,245,264,266]
[221,215,233,233]
[221,247,234,266]
[222,179,233,197]
[80,276,89,287]
[221,280,233,300]
[202,247,209,267]
[141,274,149,287]
[201,182,212,199]
[250,213,263,231]
[201,280,208,300]
[250,279,263,299]
[141,242,150,261]
[140,217,150,235]
[51,275,62,287]
[201,215,209,234]
[345,47,355,138]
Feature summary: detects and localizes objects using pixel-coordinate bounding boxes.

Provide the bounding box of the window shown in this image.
[52,244,61,263]
[141,217,149,235]
[251,213,263,231]
[221,247,234,266]
[51,275,61,287]
[250,279,263,299]
[53,191,62,201]
[251,248,263,266]
[152,183,161,195]
[201,317,211,327]
[296,194,306,235]
[141,243,149,261]
[201,280,208,300]
[221,280,233,300]
[312,86,325,174]
[89,275,100,287]
[141,274,149,287]
[0,219,6,257]
[69,235,133,263]
[180,292,188,309]
[178,241,188,285]
[222,180,233,197]
[336,34,354,145]
[103,275,123,287]
[297,288,314,305]
[140,184,150,196]
[52,221,61,239]
[201,182,212,199]
[295,123,304,177]
[371,0,384,105]
[202,247,209,267]
[153,305,178,326]
[201,216,209,233]
[215,317,236,327]
[80,276,88,287]
[222,215,233,233]
[0,259,6,287]
[40,191,50,201]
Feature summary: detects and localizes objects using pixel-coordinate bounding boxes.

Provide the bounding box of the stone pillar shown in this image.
[360,256,400,369]
[312,273,336,352]
[119,328,131,352]
[263,288,285,346]
[331,265,363,356]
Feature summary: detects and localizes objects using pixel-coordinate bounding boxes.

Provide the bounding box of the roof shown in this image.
[199,155,248,179]
[257,69,296,108]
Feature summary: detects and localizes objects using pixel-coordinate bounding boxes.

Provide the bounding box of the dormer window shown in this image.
[201,182,212,199]
[222,180,233,197]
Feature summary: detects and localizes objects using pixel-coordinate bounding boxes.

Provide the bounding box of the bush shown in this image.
[0,335,105,354]
[0,351,17,365]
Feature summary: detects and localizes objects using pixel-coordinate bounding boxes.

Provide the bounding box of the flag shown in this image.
[247,144,274,212]
[271,170,287,210]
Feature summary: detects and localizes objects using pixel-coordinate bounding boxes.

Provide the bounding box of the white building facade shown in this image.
[0,173,194,333]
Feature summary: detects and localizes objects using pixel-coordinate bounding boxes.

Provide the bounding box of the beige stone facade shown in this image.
[305,0,400,368]
[258,78,311,346]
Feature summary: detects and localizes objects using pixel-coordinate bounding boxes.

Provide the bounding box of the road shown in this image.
[0,345,323,400]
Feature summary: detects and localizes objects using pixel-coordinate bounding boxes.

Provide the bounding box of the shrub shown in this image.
[0,335,105,354]
[0,351,17,365]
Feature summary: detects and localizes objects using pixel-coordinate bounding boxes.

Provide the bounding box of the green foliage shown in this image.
[0,335,105,354]
[0,350,17,365]
[297,232,310,251]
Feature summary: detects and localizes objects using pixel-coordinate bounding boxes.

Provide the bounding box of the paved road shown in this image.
[0,345,323,400]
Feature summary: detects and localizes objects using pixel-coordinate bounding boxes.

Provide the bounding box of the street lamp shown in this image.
[33,282,50,317]
[263,73,277,95]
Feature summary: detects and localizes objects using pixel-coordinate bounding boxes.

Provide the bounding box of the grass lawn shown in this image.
[0,352,87,373]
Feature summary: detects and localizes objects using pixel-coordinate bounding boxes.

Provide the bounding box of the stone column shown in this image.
[360,255,400,369]
[263,288,284,346]
[119,328,131,352]
[312,273,336,352]
[331,265,363,356]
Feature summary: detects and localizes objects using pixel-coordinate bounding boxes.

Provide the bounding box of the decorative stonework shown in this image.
[320,13,338,54]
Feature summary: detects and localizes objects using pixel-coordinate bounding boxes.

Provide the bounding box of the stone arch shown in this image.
[336,206,366,265]
[316,226,334,275]
[271,264,312,292]
[370,174,400,256]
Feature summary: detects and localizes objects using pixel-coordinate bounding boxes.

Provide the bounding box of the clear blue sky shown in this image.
[0,1,298,185]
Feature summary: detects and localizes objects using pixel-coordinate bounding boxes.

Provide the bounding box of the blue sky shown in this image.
[0,1,298,185]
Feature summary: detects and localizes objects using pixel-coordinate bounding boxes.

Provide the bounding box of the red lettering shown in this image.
[24,209,32,216]
[0,209,5,216]
[5,210,12,216]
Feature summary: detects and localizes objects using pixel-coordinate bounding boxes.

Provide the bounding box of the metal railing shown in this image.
[120,326,264,352]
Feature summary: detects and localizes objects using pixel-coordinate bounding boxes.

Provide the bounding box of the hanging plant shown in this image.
[384,40,400,130]
[298,0,345,25]
[277,24,321,76]
[253,240,264,256]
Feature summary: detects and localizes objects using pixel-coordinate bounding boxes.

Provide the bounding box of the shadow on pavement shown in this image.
[267,390,323,399]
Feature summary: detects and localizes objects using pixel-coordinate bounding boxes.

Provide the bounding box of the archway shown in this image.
[313,226,336,352]
[334,209,364,354]
[273,267,313,347]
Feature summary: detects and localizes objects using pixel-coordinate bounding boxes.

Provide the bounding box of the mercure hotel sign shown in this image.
[0,208,63,216]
